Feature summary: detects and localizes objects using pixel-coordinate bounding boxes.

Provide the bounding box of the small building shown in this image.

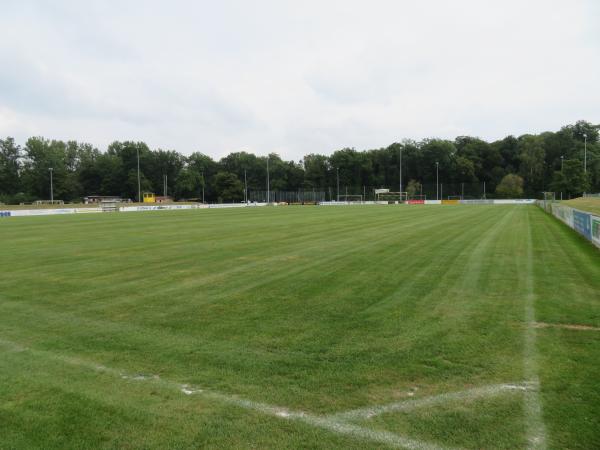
[155,196,173,203]
[143,193,156,203]
[84,195,122,204]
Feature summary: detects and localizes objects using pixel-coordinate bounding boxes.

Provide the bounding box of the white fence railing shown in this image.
[318,199,536,206]
[539,202,600,249]
[1,199,540,218]
[0,202,272,218]
[0,207,102,217]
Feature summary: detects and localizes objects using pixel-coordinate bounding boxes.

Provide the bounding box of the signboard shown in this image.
[552,204,573,227]
[573,210,592,240]
[493,199,536,204]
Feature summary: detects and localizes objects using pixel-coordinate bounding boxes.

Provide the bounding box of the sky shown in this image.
[1,0,599,161]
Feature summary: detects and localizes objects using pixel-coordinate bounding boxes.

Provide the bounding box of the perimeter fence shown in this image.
[538,200,600,249]
[248,182,526,203]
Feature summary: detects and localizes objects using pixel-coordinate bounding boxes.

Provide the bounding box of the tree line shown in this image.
[0,120,598,204]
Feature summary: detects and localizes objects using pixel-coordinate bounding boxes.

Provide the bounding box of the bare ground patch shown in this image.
[532,322,600,332]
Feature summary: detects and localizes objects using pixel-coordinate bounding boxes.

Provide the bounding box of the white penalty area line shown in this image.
[328,382,535,422]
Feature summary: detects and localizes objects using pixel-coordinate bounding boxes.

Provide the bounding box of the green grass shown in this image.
[0,205,599,449]
[562,197,600,215]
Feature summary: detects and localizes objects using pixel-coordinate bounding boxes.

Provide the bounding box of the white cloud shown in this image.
[0,0,598,160]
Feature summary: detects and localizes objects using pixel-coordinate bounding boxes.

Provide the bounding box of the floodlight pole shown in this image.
[266,156,270,203]
[48,167,53,204]
[399,147,403,195]
[583,133,587,173]
[583,133,588,196]
[336,167,340,202]
[136,147,141,203]
[561,155,564,173]
[244,169,248,203]
[435,162,439,200]
[201,170,205,204]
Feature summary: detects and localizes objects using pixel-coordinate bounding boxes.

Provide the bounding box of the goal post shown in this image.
[339,195,363,203]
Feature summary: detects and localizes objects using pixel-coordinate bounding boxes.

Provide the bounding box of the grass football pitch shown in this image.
[1,205,599,449]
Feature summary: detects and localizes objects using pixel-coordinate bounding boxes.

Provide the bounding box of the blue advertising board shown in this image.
[573,210,592,240]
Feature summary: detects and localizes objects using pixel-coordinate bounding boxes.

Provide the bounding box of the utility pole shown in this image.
[49,168,53,204]
[336,167,340,202]
[435,162,439,200]
[136,147,141,203]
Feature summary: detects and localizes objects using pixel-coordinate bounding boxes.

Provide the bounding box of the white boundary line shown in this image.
[522,217,548,449]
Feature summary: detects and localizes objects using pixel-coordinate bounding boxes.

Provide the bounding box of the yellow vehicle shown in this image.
[143,193,156,203]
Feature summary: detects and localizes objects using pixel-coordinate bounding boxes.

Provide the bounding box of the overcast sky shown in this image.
[1,0,599,160]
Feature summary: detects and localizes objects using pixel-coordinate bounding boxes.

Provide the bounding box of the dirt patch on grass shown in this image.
[532,322,600,331]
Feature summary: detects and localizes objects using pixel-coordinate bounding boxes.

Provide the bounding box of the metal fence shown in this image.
[247,181,539,203]
[252,183,499,202]
[248,190,326,203]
